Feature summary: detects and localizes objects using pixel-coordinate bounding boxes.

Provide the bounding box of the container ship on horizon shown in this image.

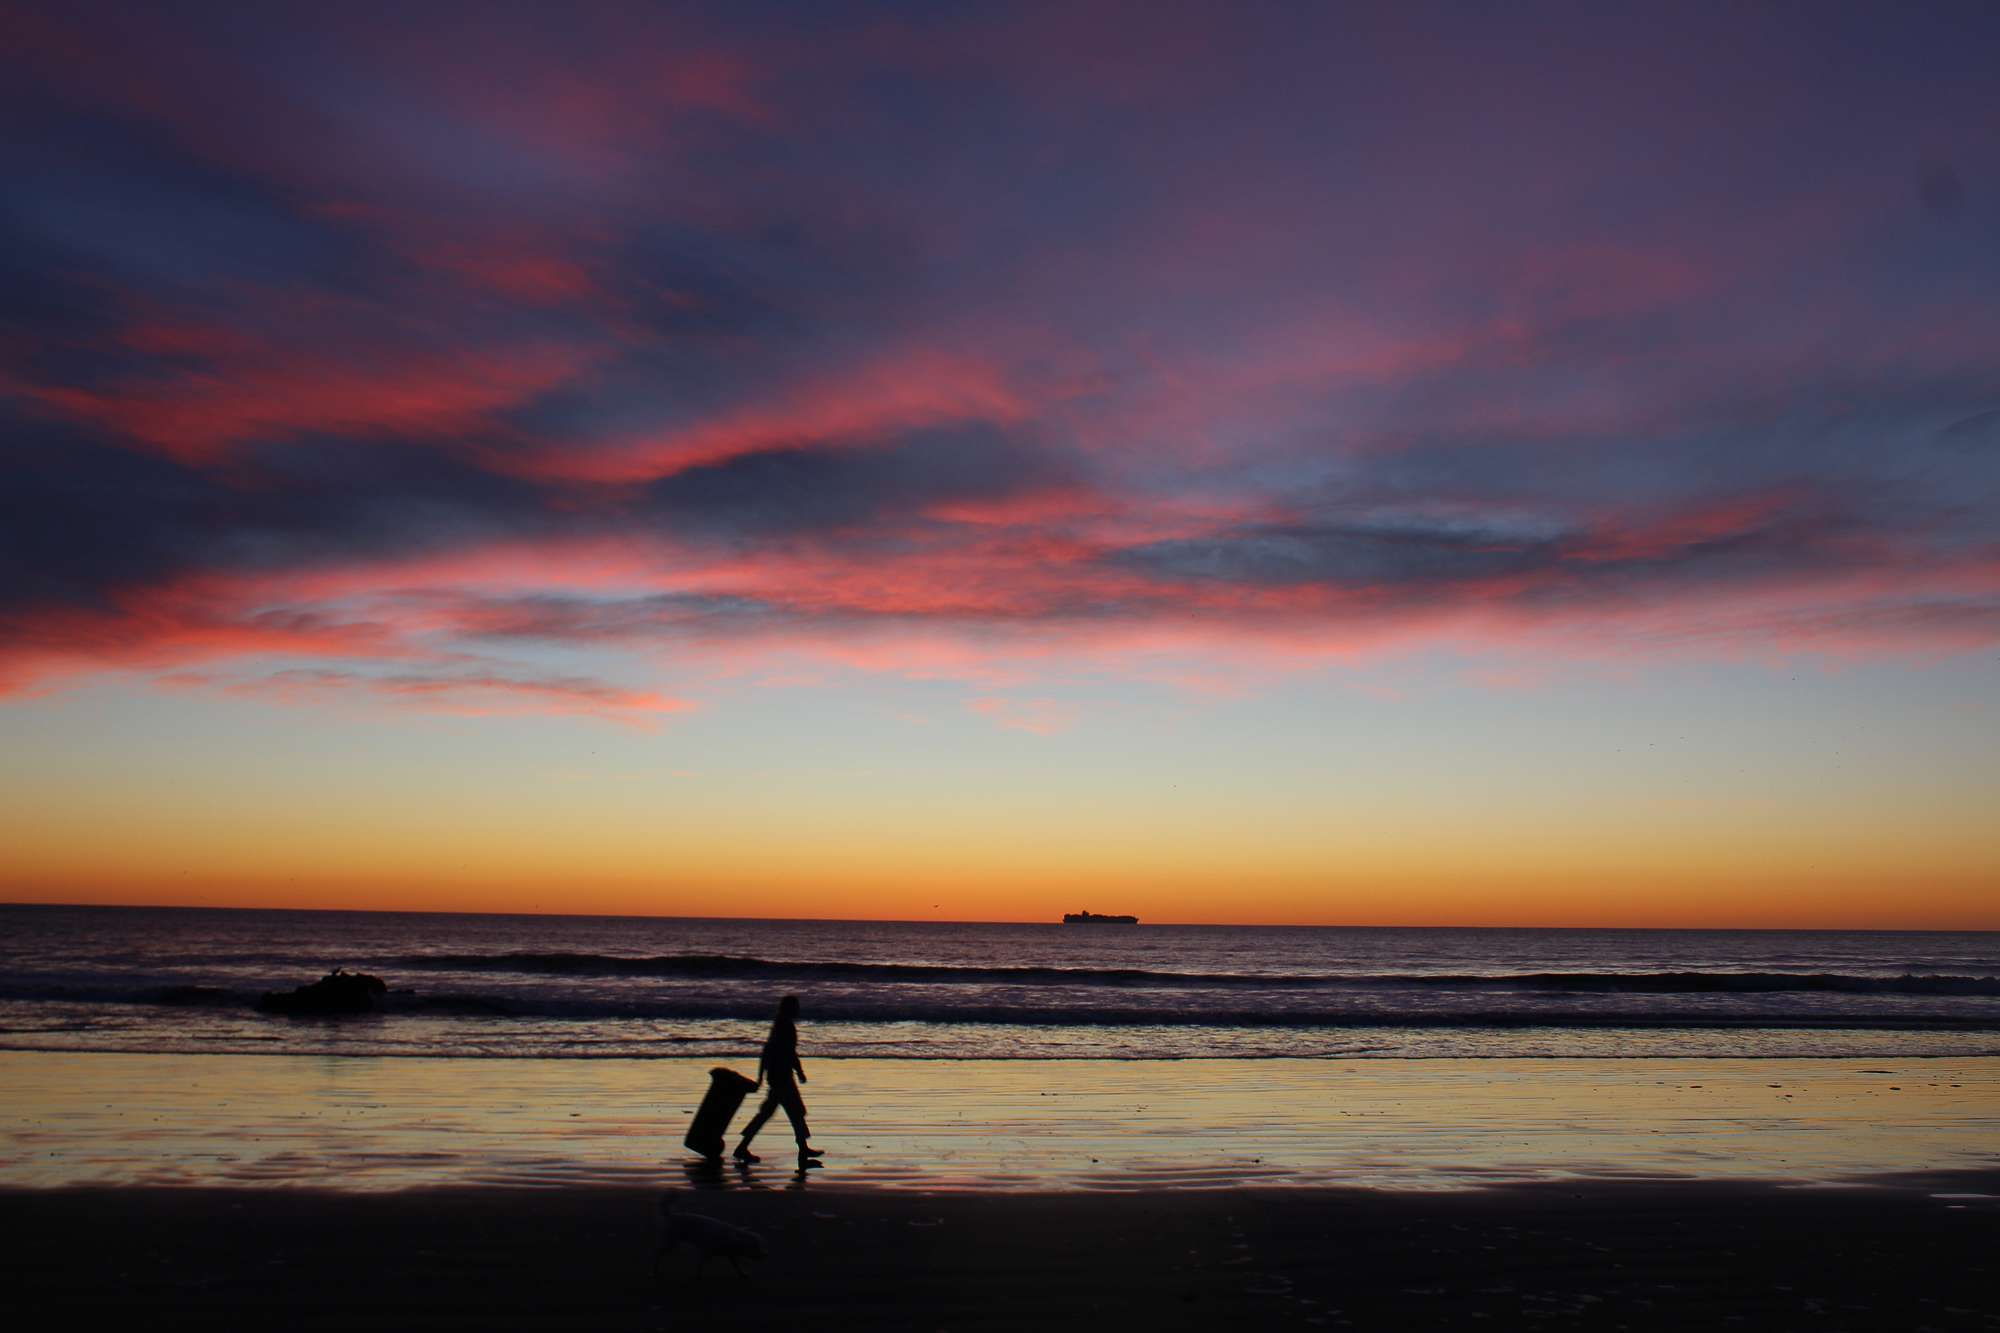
[1061,910,1139,925]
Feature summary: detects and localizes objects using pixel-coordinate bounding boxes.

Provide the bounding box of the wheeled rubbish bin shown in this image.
[683,1066,759,1159]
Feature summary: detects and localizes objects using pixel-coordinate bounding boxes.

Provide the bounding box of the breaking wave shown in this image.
[383,952,2000,997]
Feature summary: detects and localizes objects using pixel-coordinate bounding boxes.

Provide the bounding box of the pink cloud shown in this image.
[511,350,1032,484]
[0,580,402,698]
[4,513,1993,714]
[23,340,592,466]
[192,667,693,729]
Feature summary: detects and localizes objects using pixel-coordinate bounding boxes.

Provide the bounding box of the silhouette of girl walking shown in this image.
[735,995,823,1163]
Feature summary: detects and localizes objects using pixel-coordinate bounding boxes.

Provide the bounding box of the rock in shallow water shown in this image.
[257,968,388,1015]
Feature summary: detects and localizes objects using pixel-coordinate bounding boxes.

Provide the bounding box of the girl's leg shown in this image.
[739,1093,779,1146]
[780,1084,811,1145]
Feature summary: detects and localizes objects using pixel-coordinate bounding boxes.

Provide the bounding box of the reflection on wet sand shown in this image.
[2,1050,1994,1192]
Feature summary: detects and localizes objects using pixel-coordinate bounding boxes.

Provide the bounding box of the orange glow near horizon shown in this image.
[7,805,1996,930]
[8,877,1998,931]
[4,658,1996,932]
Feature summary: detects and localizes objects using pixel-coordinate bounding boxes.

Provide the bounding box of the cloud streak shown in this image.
[184,668,694,728]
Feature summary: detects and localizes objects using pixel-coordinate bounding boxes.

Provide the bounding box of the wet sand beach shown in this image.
[6,1051,1996,1190]
[6,1050,1999,1326]
[6,1177,1998,1330]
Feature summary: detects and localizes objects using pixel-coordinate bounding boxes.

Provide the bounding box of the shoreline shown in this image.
[11,1045,2000,1062]
[5,1178,1997,1329]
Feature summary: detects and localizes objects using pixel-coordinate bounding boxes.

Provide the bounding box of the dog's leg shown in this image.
[730,1254,748,1278]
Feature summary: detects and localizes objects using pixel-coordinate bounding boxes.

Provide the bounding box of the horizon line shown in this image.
[3,900,1994,934]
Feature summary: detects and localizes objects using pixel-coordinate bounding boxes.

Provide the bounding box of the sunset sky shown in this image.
[3,2,1996,926]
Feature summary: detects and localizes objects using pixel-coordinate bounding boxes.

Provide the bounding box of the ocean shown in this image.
[5,904,1996,1064]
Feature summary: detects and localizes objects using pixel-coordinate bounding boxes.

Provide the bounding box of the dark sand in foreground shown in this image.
[7,1178,1997,1330]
